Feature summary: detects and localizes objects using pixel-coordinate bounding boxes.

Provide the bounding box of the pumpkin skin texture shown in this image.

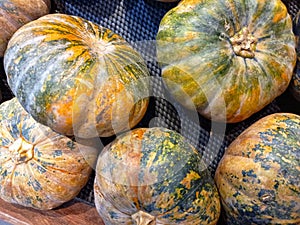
[214,113,300,225]
[94,127,221,225]
[290,11,300,101]
[0,97,93,210]
[0,0,51,57]
[156,0,296,123]
[4,13,150,138]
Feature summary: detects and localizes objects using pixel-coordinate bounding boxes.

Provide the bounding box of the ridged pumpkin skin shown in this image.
[0,98,93,210]
[4,13,150,138]
[94,127,220,225]
[156,0,296,123]
[290,11,300,101]
[214,113,300,225]
[0,0,51,57]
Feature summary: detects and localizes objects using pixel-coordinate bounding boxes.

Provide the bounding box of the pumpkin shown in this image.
[290,11,300,101]
[94,127,220,225]
[214,113,300,225]
[156,0,296,123]
[0,0,51,57]
[0,97,93,210]
[4,13,150,138]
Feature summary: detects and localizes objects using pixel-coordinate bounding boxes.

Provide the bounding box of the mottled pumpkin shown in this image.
[290,11,300,101]
[0,97,93,210]
[4,13,150,138]
[156,0,296,123]
[94,127,220,225]
[0,0,51,57]
[215,113,300,225]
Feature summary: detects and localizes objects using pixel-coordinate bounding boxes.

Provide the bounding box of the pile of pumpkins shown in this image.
[0,0,299,224]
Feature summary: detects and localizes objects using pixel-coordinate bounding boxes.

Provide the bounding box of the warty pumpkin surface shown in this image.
[94,127,221,225]
[4,13,150,138]
[156,0,296,123]
[0,0,51,57]
[214,113,300,225]
[0,97,93,210]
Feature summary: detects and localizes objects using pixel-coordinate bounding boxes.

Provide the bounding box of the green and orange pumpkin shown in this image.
[94,127,221,225]
[0,97,93,210]
[0,0,51,57]
[4,13,150,138]
[215,113,300,224]
[156,0,296,123]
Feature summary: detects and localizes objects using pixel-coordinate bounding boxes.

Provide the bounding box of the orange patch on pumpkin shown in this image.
[180,171,200,189]
[272,4,287,23]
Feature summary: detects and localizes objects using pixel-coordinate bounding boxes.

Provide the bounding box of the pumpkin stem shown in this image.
[131,210,156,225]
[9,137,34,164]
[230,27,257,58]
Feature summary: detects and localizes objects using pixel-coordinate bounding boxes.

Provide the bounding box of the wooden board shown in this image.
[0,198,104,225]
